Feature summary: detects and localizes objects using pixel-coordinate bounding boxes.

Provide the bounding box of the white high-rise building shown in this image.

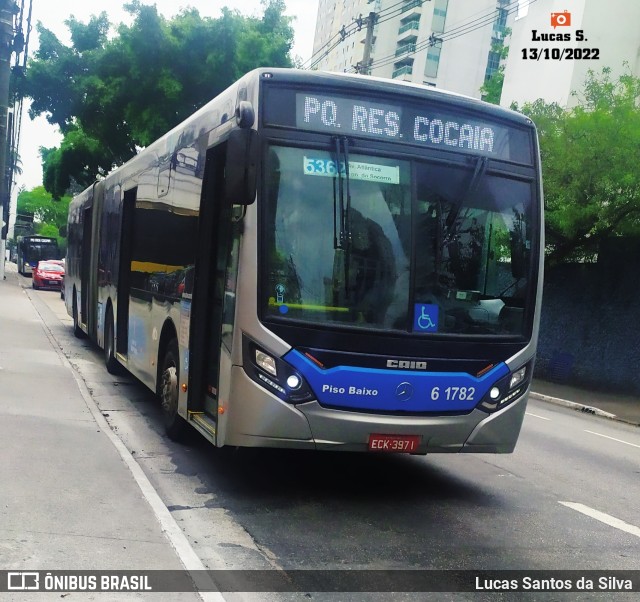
[310,0,371,74]
[311,0,516,100]
[501,0,640,108]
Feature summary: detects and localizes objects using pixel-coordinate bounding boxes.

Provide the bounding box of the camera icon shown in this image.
[550,10,571,28]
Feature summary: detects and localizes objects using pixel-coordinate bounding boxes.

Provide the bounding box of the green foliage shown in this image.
[17,186,71,232]
[23,0,294,198]
[518,67,640,265]
[480,65,505,105]
[480,27,510,105]
[42,125,114,199]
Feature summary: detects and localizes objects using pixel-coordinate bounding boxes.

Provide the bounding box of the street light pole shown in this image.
[356,12,377,75]
[0,1,15,278]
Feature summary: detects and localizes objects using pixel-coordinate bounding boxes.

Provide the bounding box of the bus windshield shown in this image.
[18,238,59,264]
[263,145,534,337]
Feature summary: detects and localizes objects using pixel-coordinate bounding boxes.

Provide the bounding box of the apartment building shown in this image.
[311,0,516,100]
[311,0,371,74]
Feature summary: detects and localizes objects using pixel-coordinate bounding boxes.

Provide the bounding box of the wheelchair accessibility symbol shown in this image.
[414,303,439,332]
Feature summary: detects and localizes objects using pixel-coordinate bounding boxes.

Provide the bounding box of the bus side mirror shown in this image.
[225,129,258,206]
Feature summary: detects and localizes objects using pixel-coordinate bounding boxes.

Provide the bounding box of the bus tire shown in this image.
[72,295,85,339]
[104,306,121,374]
[159,338,189,441]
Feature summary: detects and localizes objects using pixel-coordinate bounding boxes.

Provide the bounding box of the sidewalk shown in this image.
[530,378,640,427]
[0,263,202,599]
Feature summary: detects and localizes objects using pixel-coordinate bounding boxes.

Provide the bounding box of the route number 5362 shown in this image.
[304,157,346,176]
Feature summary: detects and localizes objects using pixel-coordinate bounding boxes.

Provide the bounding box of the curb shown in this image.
[529,391,640,426]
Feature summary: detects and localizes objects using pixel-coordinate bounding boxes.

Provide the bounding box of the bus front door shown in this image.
[188,145,232,436]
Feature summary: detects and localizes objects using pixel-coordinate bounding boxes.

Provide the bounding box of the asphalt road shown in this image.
[21,276,640,601]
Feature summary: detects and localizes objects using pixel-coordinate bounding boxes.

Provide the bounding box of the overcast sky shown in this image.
[13,0,320,202]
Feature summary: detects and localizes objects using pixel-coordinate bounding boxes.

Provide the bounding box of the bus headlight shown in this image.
[286,374,302,390]
[255,350,277,376]
[243,335,314,404]
[478,362,531,413]
[510,366,526,389]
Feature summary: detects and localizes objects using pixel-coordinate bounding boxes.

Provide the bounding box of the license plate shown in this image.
[368,434,421,453]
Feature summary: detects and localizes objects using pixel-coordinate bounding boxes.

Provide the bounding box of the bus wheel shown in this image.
[160,339,189,441]
[72,296,85,339]
[104,307,121,374]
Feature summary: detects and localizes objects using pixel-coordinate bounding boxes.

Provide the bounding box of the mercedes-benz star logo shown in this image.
[395,382,414,402]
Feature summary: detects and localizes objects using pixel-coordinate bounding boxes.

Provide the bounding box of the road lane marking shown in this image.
[525,412,550,421]
[559,502,640,539]
[584,430,640,449]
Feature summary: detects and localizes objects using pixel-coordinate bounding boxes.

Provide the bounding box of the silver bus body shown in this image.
[66,69,544,455]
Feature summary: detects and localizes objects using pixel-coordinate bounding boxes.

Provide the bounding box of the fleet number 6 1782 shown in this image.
[431,386,475,401]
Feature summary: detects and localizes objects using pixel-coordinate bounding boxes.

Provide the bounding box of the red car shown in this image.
[32,260,65,291]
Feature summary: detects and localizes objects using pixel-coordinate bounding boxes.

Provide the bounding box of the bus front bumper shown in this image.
[298,389,528,454]
[223,367,528,453]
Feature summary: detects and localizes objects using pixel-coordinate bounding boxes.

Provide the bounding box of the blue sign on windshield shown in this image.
[413,303,439,332]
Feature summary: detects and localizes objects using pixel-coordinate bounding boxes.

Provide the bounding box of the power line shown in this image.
[365,0,522,70]
[358,0,536,74]
[301,2,369,70]
[302,0,405,71]
[9,0,32,190]
[304,0,535,76]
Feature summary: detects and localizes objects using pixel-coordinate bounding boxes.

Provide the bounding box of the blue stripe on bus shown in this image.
[285,349,509,413]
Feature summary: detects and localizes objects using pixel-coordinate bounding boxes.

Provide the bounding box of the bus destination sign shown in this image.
[291,92,530,163]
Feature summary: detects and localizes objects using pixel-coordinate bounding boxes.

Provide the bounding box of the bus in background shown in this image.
[66,68,543,455]
[17,235,60,276]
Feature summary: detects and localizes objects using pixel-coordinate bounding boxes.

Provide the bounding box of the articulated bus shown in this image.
[17,235,60,275]
[65,69,543,454]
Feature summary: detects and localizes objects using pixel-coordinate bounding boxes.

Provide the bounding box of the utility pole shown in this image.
[355,11,377,75]
[0,0,15,279]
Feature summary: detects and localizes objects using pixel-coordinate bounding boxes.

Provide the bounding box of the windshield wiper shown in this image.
[443,156,488,244]
[333,136,353,249]
[333,136,344,249]
[433,156,488,290]
[332,136,352,299]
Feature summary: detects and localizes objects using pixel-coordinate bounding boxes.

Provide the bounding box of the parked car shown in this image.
[58,258,66,299]
[32,260,65,291]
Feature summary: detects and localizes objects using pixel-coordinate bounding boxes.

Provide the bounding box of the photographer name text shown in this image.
[521,11,599,61]
[476,576,633,592]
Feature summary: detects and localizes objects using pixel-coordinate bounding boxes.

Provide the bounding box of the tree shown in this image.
[16,186,71,236]
[22,1,294,198]
[517,67,640,265]
[480,28,510,105]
